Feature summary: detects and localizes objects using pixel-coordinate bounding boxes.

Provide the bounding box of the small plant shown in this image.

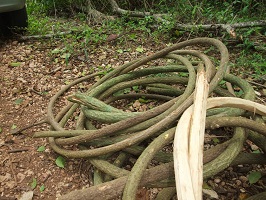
[234,51,266,80]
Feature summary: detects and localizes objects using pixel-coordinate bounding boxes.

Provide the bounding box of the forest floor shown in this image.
[0,31,266,200]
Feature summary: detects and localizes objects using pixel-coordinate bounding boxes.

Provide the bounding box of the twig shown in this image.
[7,148,30,153]
[43,173,51,183]
[10,119,48,135]
[247,80,266,89]
[30,89,46,96]
[19,30,75,41]
[256,96,266,105]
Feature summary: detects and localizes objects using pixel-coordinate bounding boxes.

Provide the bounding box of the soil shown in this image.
[0,34,265,200]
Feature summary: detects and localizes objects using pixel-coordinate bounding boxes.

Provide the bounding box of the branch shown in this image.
[58,162,174,200]
[108,0,168,22]
[175,20,266,38]
[18,31,74,41]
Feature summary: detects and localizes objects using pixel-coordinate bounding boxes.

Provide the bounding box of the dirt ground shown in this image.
[0,35,266,200]
[0,39,86,200]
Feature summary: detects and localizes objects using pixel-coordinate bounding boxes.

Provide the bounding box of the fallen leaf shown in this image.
[61,53,71,59]
[117,49,123,53]
[40,184,45,192]
[136,46,144,53]
[14,98,24,105]
[136,188,149,200]
[56,156,66,168]
[133,100,141,109]
[11,124,17,129]
[37,146,46,152]
[9,62,21,67]
[51,48,61,54]
[107,34,119,42]
[248,171,262,184]
[203,189,219,199]
[30,178,37,189]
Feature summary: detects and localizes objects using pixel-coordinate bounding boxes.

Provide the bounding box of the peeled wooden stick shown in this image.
[174,76,266,199]
[174,68,209,200]
[189,68,209,200]
[173,105,194,199]
[206,97,266,115]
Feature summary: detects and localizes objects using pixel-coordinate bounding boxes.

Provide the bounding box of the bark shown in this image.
[58,162,175,200]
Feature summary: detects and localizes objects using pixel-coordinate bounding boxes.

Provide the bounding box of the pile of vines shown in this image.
[32,37,266,199]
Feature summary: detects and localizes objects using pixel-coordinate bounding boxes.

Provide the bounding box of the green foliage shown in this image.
[11,124,17,130]
[9,62,21,67]
[212,138,220,144]
[26,0,50,34]
[113,88,131,97]
[40,184,45,192]
[30,178,37,189]
[55,156,66,168]
[136,46,144,53]
[236,27,264,50]
[252,149,261,154]
[248,171,262,184]
[37,146,46,152]
[235,51,266,80]
[25,0,265,84]
[14,98,24,105]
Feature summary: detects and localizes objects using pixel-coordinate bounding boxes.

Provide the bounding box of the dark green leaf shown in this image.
[248,171,262,184]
